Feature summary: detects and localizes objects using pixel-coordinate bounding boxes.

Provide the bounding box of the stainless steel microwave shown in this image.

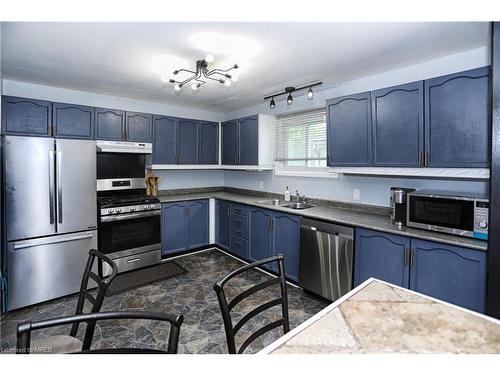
[406,190,489,240]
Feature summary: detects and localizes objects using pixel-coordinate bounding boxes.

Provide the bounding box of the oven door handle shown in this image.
[100,210,161,222]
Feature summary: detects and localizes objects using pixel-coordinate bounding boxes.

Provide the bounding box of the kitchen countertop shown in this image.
[156,189,487,251]
[260,278,500,354]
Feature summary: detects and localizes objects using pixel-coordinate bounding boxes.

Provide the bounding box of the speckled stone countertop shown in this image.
[156,188,487,251]
[260,279,500,354]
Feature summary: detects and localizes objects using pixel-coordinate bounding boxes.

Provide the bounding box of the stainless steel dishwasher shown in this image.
[299,218,354,301]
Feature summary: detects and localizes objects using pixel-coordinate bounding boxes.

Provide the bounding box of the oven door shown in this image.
[407,194,475,237]
[99,211,161,258]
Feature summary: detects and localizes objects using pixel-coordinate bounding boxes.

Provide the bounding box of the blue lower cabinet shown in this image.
[216,200,231,249]
[272,213,300,281]
[162,199,209,256]
[230,236,249,259]
[354,228,411,287]
[409,239,487,313]
[248,208,273,262]
[162,202,187,255]
[186,200,209,249]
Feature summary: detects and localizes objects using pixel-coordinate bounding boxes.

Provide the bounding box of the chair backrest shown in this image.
[213,255,290,354]
[70,249,118,349]
[17,311,184,354]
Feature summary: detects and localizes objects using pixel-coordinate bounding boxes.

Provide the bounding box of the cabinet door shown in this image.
[1,96,52,136]
[199,121,219,164]
[162,202,187,255]
[273,213,300,281]
[372,82,424,167]
[187,200,209,249]
[95,108,125,141]
[327,92,372,167]
[424,66,490,167]
[238,115,259,165]
[216,200,231,249]
[125,112,152,143]
[354,228,410,287]
[178,118,199,164]
[152,115,178,164]
[53,103,94,139]
[222,120,238,165]
[409,239,487,313]
[249,207,273,262]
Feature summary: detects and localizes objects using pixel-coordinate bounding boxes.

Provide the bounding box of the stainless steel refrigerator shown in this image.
[4,136,97,310]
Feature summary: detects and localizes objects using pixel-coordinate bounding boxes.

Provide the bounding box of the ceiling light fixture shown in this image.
[264,82,322,109]
[168,55,238,91]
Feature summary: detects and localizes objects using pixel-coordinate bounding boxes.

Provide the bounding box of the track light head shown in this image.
[307,87,314,100]
[287,93,293,105]
[270,97,276,109]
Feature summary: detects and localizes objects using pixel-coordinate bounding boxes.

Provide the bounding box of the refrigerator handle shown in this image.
[56,151,63,224]
[48,151,56,224]
[12,232,95,250]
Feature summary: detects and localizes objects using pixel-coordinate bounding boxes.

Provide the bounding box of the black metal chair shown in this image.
[17,311,184,354]
[213,255,290,354]
[24,249,118,353]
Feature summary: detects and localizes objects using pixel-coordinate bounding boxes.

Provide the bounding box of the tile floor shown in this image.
[0,249,327,354]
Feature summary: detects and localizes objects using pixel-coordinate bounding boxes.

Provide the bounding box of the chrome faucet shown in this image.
[295,190,306,204]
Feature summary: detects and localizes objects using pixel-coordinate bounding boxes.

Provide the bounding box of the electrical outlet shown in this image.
[259,180,264,189]
[352,189,360,200]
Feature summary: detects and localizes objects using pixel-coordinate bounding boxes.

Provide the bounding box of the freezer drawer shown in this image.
[7,230,97,310]
[299,219,353,301]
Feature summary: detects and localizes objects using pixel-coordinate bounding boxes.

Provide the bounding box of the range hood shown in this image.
[96,140,152,154]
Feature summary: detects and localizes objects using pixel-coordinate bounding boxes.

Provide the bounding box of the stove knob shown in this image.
[129,206,136,212]
[107,208,114,214]
[479,221,488,229]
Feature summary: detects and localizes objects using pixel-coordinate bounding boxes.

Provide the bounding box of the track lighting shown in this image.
[264,82,322,109]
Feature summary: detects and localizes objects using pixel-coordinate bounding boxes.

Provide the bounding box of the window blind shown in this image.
[274,108,327,168]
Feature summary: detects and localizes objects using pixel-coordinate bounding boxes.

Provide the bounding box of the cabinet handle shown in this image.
[418,151,423,166]
[233,240,241,245]
[410,250,415,267]
[227,207,230,217]
[424,152,429,167]
[234,229,242,234]
[234,219,242,223]
[403,249,409,266]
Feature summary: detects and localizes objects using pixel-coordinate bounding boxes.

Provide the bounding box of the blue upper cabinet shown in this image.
[354,228,410,287]
[125,112,152,143]
[327,92,373,167]
[272,213,300,281]
[152,115,178,164]
[371,82,424,167]
[409,239,487,313]
[53,102,94,139]
[222,119,238,165]
[95,107,125,141]
[178,118,199,164]
[186,200,209,249]
[161,202,187,255]
[199,121,219,164]
[216,200,231,249]
[424,66,490,167]
[1,96,52,137]
[248,207,273,262]
[238,115,259,165]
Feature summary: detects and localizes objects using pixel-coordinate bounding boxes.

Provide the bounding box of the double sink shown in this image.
[255,199,316,210]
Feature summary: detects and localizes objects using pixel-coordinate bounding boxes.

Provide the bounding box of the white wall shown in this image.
[155,170,224,190]
[1,80,224,122]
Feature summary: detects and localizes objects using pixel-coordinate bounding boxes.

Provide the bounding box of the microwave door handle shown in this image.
[56,151,63,224]
[48,150,56,225]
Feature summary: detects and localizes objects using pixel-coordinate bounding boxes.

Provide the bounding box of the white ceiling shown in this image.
[0,22,490,113]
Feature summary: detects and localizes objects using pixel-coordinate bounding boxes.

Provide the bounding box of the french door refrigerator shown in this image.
[4,136,97,310]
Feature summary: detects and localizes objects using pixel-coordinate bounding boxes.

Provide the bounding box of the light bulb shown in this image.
[191,83,199,91]
[224,79,232,87]
[270,97,276,109]
[205,53,214,63]
[287,93,293,105]
[174,84,182,91]
[307,87,314,100]
[231,73,239,82]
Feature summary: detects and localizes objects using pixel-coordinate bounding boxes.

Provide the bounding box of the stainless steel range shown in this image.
[96,141,161,275]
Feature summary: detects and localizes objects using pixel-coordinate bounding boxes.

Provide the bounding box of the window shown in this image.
[275,108,327,170]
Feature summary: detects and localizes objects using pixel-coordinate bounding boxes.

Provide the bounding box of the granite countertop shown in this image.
[260,279,500,354]
[156,188,487,251]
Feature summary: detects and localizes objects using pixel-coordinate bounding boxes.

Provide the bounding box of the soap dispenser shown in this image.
[284,186,291,202]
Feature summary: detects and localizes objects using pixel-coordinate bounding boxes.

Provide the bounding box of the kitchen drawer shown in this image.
[231,204,249,216]
[230,235,249,259]
[103,249,161,276]
[231,213,249,239]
